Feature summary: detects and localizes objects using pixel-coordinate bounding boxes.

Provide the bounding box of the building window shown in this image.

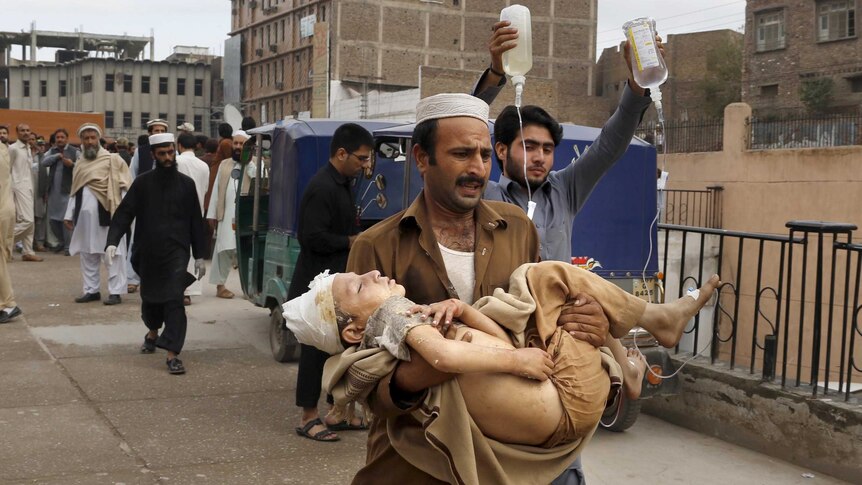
[176,114,186,126]
[106,111,115,128]
[194,79,203,97]
[760,84,779,97]
[158,112,167,121]
[281,19,286,41]
[818,0,856,41]
[142,76,151,93]
[177,78,186,96]
[23,80,30,97]
[849,76,862,92]
[159,77,168,94]
[124,74,133,92]
[82,75,93,93]
[105,73,114,92]
[40,80,47,97]
[123,111,133,129]
[59,79,67,97]
[194,114,203,130]
[259,66,264,88]
[756,10,786,51]
[140,112,150,128]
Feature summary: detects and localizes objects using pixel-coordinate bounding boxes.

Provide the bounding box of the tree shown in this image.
[697,35,743,118]
[799,78,834,114]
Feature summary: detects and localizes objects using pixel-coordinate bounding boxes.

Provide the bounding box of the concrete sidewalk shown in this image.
[2,253,364,484]
[1,252,850,484]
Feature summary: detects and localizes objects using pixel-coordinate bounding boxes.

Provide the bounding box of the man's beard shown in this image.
[505,154,547,191]
[83,145,99,160]
[231,149,241,162]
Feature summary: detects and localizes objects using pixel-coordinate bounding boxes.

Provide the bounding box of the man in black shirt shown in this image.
[288,123,374,441]
[105,133,207,375]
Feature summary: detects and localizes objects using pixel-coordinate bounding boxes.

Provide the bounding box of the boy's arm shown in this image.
[405,326,552,380]
[417,299,511,343]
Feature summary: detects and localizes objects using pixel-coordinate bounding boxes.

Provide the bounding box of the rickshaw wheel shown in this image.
[270,304,300,362]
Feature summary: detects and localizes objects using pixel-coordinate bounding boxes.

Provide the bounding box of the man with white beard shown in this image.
[206,131,255,299]
[175,132,209,305]
[64,123,132,305]
[9,124,42,262]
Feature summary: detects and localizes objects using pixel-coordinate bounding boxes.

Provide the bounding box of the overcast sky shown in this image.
[1,0,746,62]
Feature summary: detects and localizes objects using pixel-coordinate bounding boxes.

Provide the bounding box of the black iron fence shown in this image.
[636,118,724,153]
[659,220,861,402]
[749,113,862,149]
[660,186,723,228]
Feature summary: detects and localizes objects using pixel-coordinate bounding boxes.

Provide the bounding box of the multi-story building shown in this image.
[7,57,216,139]
[743,0,862,114]
[595,29,743,121]
[229,0,599,124]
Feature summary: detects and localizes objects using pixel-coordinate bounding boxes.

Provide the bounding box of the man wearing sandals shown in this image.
[105,133,207,375]
[290,123,375,442]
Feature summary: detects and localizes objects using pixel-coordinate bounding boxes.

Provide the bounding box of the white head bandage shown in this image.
[77,123,102,138]
[415,93,489,125]
[149,133,175,146]
[232,130,249,140]
[178,122,195,132]
[282,271,344,355]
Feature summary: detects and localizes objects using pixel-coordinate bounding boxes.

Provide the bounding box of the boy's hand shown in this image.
[409,298,463,326]
[511,347,553,381]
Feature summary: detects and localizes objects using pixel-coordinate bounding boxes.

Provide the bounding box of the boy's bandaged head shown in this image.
[282,270,345,355]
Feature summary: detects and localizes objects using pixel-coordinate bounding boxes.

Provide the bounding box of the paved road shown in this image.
[1,252,850,484]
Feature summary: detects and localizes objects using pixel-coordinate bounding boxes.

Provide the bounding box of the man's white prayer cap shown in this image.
[178,122,195,132]
[415,93,489,125]
[232,129,249,140]
[149,133,175,146]
[282,271,345,355]
[77,123,102,138]
[146,118,169,130]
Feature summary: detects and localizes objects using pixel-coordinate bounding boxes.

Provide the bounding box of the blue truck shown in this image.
[235,117,674,431]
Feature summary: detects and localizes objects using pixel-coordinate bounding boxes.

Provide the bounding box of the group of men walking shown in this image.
[0,116,257,374]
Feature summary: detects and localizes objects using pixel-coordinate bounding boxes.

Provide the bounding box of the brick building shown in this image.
[229,0,601,124]
[743,0,862,114]
[595,29,743,122]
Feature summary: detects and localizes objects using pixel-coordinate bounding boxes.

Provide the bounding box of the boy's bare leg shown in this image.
[605,337,646,400]
[640,274,720,348]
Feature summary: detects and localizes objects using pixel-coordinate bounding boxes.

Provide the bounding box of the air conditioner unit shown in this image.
[269,44,278,53]
[263,6,276,14]
[275,81,284,90]
[255,48,264,56]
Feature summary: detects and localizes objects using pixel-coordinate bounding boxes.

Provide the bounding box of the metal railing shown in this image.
[636,118,724,153]
[659,220,861,402]
[660,186,723,228]
[750,113,862,149]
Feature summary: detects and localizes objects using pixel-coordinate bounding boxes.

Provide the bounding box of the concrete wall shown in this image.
[642,358,862,484]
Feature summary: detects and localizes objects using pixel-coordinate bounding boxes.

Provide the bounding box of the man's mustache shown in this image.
[456,175,485,187]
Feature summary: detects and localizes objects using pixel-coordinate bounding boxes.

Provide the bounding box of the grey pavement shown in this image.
[1,252,851,484]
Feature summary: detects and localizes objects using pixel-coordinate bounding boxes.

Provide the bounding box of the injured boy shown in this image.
[283,260,719,448]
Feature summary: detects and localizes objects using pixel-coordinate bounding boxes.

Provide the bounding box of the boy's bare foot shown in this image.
[623,348,648,400]
[641,274,721,347]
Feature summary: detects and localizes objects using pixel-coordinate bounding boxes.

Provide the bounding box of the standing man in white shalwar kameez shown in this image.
[9,124,43,262]
[64,123,132,305]
[175,132,210,305]
[206,131,255,299]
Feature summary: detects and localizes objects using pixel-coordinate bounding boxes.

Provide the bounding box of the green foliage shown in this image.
[799,78,834,113]
[697,36,743,118]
